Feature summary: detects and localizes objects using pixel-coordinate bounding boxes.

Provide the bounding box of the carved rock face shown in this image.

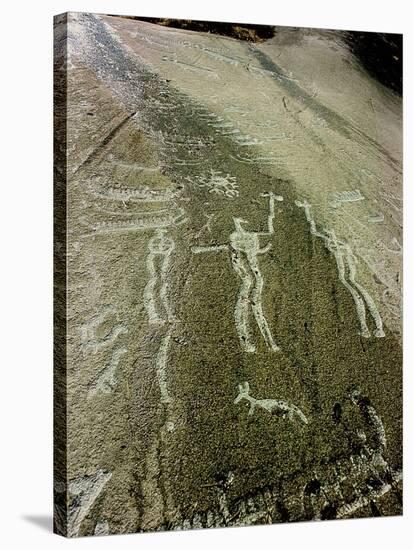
[55,12,402,536]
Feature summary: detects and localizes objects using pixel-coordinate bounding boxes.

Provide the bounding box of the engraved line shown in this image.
[234,382,308,424]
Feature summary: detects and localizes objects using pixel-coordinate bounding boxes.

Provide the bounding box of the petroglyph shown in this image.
[94,205,167,217]
[111,161,161,172]
[234,382,308,424]
[382,236,402,254]
[309,456,401,521]
[367,214,385,223]
[161,135,215,149]
[156,327,174,404]
[90,207,187,235]
[350,388,387,453]
[382,287,402,319]
[141,438,165,530]
[90,184,182,203]
[211,120,237,130]
[230,153,281,165]
[221,128,241,137]
[130,29,170,50]
[260,191,283,232]
[336,471,402,518]
[60,14,402,534]
[68,470,112,537]
[193,193,282,352]
[200,47,246,67]
[254,120,281,129]
[143,229,175,325]
[329,189,365,209]
[198,112,222,121]
[354,246,402,328]
[88,347,128,397]
[295,199,385,338]
[186,170,239,198]
[168,438,401,528]
[232,134,264,146]
[224,105,249,116]
[162,54,219,79]
[228,200,279,351]
[80,307,128,354]
[140,230,180,515]
[195,213,215,239]
[327,388,401,519]
[170,157,203,167]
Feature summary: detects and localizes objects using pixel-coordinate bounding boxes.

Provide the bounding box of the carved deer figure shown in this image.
[234,382,308,425]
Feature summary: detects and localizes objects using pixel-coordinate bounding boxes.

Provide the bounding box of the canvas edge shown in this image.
[53,11,69,538]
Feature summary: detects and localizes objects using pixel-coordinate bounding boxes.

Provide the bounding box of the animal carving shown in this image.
[234,382,308,425]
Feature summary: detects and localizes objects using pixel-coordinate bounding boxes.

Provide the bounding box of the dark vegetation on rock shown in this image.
[344,31,402,95]
[117,16,277,42]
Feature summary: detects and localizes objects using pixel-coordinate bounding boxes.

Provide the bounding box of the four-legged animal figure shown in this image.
[234,382,308,424]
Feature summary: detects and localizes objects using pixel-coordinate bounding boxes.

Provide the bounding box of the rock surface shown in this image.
[54,12,402,537]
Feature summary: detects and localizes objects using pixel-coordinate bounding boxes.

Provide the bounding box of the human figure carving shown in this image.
[193,192,283,352]
[144,228,175,325]
[79,306,127,354]
[295,199,385,338]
